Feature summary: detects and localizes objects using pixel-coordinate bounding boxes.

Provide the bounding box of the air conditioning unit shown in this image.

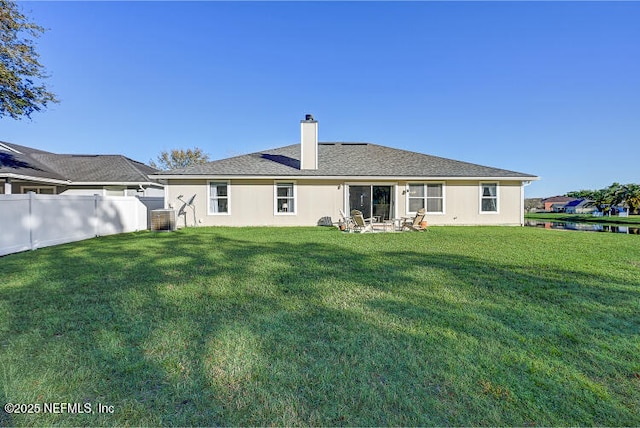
[151,209,176,231]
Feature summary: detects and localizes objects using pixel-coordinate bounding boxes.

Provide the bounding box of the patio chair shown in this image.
[350,209,375,233]
[338,208,355,231]
[401,208,427,231]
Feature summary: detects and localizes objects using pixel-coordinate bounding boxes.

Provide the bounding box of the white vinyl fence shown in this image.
[0,194,164,257]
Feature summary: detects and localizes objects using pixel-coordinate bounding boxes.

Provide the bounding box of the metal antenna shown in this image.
[177,194,198,227]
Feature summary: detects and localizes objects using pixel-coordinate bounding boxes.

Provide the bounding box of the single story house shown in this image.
[0,141,163,196]
[564,199,597,214]
[153,115,539,227]
[550,203,568,213]
[541,196,578,212]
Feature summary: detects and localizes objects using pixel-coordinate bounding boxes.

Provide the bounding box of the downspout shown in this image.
[521,181,532,226]
[163,180,169,209]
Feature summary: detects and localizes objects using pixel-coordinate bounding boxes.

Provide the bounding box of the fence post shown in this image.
[29,191,34,250]
[135,197,140,231]
[94,194,99,237]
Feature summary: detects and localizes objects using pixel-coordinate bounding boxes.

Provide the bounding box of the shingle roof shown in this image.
[32,153,159,183]
[565,199,588,207]
[0,142,68,181]
[542,196,576,203]
[0,141,159,184]
[156,142,537,179]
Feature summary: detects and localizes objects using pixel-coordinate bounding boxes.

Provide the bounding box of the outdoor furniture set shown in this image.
[338,208,428,233]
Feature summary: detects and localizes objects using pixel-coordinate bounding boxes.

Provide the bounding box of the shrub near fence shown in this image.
[0,194,162,256]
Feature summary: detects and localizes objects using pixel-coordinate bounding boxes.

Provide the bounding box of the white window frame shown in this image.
[406,182,445,215]
[21,185,57,194]
[480,182,499,214]
[104,186,126,196]
[274,181,296,215]
[208,180,230,215]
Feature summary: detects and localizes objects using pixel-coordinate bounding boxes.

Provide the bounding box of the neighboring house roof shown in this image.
[32,153,159,184]
[154,142,537,179]
[542,196,577,203]
[565,199,594,208]
[0,142,68,183]
[0,141,160,186]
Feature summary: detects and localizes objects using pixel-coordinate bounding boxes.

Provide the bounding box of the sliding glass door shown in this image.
[349,185,372,218]
[348,185,394,221]
[373,186,393,220]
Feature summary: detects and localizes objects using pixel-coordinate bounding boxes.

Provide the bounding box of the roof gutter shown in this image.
[71,181,165,187]
[0,173,71,185]
[152,174,540,181]
[0,173,165,188]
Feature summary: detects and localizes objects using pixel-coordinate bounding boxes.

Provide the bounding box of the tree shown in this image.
[566,182,640,214]
[0,0,58,119]
[623,183,640,214]
[524,198,543,213]
[149,148,210,170]
[567,187,608,212]
[590,188,610,213]
[566,189,595,199]
[606,182,625,209]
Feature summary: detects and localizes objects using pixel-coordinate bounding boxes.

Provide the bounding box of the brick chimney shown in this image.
[300,114,318,170]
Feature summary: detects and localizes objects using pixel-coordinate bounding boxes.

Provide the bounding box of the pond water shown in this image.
[525,220,640,235]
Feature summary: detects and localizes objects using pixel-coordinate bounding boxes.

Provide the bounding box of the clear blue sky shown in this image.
[3,1,639,198]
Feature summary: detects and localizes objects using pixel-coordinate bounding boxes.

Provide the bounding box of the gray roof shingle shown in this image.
[0,141,159,184]
[1,142,68,181]
[156,142,537,179]
[33,153,159,183]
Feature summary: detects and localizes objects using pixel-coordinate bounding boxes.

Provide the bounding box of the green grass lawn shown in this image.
[1,226,639,426]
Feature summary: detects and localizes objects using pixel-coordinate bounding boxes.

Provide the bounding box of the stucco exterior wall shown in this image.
[166,179,525,227]
[166,179,344,227]
[414,180,523,226]
[392,180,523,226]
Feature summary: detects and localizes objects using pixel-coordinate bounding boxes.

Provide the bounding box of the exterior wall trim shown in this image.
[153,174,539,181]
[0,173,70,185]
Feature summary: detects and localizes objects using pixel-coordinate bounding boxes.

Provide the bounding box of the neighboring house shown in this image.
[153,115,539,227]
[541,196,578,212]
[564,199,597,214]
[0,141,163,196]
